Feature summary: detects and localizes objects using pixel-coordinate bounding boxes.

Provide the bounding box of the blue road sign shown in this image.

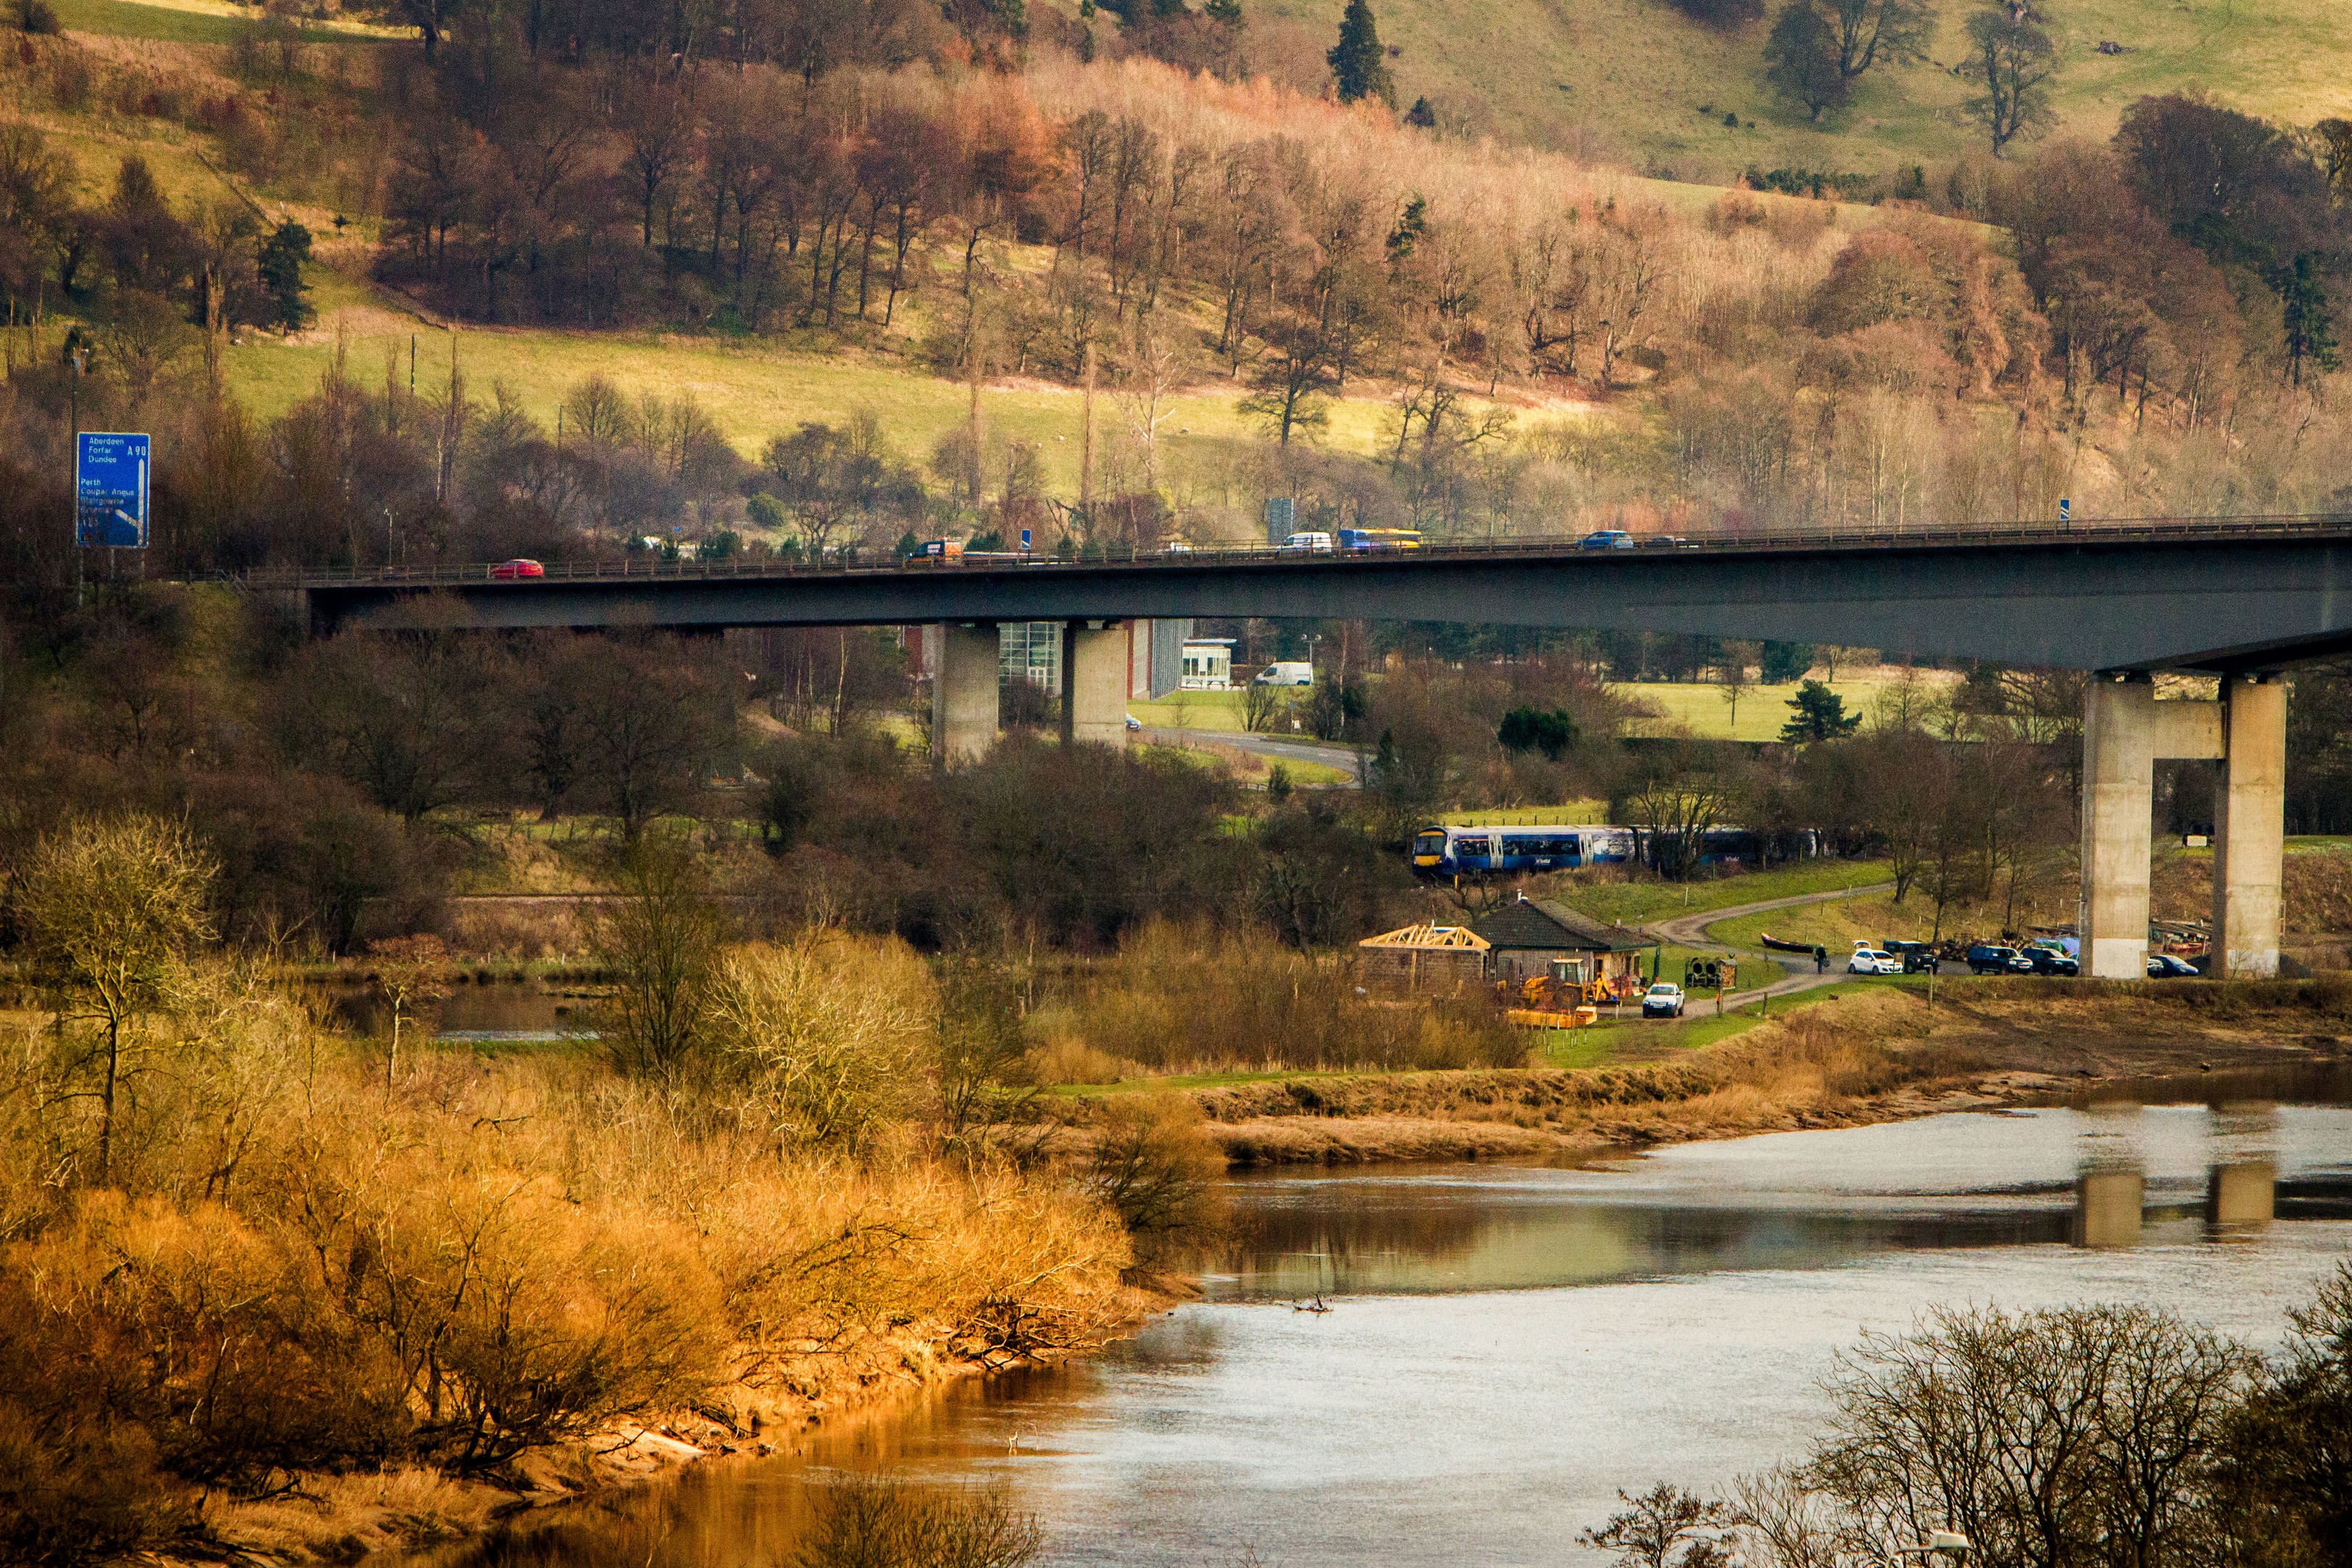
[76,432,149,548]
[1020,528,1032,552]
[2058,497,2072,523]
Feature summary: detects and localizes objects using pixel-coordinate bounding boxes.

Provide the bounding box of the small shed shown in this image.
[1182,638,1236,690]
[1357,923,1491,992]
[1471,895,1658,987]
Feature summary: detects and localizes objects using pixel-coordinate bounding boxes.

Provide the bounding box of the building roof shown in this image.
[1359,923,1490,952]
[1470,896,1655,954]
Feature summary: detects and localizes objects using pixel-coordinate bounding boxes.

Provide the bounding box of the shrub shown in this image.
[1084,1093,1227,1267]
[708,933,933,1151]
[18,0,60,33]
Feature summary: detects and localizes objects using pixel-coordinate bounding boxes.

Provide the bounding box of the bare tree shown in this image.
[1805,1304,2254,1568]
[589,840,724,1079]
[12,814,216,1182]
[1580,1484,1739,1568]
[368,932,449,1092]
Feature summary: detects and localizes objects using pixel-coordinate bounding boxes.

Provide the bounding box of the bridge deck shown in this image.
[265,515,2352,674]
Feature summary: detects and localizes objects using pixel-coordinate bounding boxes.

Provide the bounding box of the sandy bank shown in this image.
[1192,981,2352,1167]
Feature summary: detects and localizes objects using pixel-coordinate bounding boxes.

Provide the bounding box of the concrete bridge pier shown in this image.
[2213,677,2285,978]
[931,622,1000,764]
[2078,672,2284,979]
[1061,621,1130,748]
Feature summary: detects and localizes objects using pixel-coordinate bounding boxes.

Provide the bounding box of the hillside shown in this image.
[5,0,2351,587]
[1281,0,2352,182]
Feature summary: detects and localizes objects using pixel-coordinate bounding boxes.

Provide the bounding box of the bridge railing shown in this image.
[246,512,2352,590]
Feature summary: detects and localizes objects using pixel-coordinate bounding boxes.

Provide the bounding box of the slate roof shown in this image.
[1470,896,1654,954]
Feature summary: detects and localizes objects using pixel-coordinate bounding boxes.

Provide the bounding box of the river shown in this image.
[460,1067,2352,1567]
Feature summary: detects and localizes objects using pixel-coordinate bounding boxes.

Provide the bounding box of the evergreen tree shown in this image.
[1759,641,1814,685]
[1779,679,1861,742]
[2279,253,2340,388]
[257,220,313,332]
[1328,0,1394,106]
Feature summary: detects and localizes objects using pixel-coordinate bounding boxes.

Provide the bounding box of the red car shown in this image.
[489,558,545,579]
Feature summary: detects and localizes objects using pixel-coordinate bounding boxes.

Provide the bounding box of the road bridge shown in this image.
[266,515,2352,982]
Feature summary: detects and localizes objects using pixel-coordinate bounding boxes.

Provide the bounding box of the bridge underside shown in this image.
[298,531,2352,980]
[301,536,2352,674]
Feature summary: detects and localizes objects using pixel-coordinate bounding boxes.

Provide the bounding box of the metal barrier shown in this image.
[245,513,2352,591]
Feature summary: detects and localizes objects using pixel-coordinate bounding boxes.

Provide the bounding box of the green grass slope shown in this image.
[1283,0,2352,179]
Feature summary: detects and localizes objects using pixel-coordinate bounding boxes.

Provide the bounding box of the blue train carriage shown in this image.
[1409,823,1818,877]
[1409,824,1636,878]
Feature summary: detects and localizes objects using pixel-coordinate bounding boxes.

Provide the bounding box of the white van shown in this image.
[1255,661,1315,686]
[1279,531,1335,552]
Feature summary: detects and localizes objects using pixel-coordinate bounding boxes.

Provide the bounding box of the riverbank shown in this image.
[196,1285,1174,1563]
[1181,979,2352,1166]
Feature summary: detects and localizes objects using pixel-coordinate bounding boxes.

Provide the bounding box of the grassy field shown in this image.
[1551,858,1892,928]
[1619,669,1959,742]
[1283,0,2352,181]
[1705,887,2051,952]
[54,0,399,41]
[1134,671,1936,746]
[216,307,1549,492]
[1440,802,1613,825]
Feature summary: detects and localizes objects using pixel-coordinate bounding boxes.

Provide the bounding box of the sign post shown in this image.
[76,433,150,550]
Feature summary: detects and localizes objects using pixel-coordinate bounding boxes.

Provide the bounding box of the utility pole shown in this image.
[1078,338,1096,540]
[69,348,83,609]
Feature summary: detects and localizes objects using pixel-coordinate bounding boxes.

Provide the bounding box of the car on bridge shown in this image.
[1279,531,1336,552]
[488,558,544,579]
[1638,534,1691,550]
[1641,982,1686,1018]
[1578,530,1636,551]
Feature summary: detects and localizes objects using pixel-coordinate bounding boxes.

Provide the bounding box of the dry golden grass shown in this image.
[1032,920,1527,1079]
[0,959,1141,1559]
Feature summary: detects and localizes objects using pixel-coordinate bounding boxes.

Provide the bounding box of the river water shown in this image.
[468,1068,2352,1567]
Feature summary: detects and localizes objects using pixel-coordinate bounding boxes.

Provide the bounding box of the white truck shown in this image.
[1254,661,1315,686]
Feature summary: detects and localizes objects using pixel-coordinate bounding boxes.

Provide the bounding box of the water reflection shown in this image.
[435,1094,2352,1568]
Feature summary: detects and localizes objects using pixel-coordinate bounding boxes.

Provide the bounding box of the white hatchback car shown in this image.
[1847,948,1901,975]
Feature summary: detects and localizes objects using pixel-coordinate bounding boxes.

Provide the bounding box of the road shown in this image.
[1643,879,1900,1005]
[1139,727,1364,785]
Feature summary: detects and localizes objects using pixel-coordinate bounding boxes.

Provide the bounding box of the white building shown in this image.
[1180,638,1235,690]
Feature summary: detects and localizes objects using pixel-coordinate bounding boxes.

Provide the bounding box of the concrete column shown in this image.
[931,623,999,764]
[2213,675,2286,978]
[2081,676,2157,979]
[1059,621,1129,748]
[2072,1168,2144,1248]
[2205,1162,2275,1228]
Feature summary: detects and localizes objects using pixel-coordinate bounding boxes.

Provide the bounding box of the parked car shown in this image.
[1279,531,1336,552]
[488,558,544,579]
[1254,661,1315,686]
[1124,714,1143,732]
[1847,948,1901,975]
[1965,944,2037,974]
[1641,982,1686,1018]
[1578,530,1636,551]
[2147,953,2202,978]
[1882,939,1939,975]
[2024,944,2079,976]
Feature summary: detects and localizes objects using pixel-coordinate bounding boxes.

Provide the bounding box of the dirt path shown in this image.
[1643,880,1896,1003]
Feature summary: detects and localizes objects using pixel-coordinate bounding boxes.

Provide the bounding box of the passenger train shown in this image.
[1410,823,1818,878]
